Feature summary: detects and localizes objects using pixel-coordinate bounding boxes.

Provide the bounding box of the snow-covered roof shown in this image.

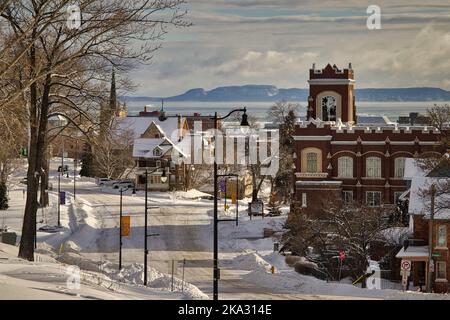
[409,176,450,219]
[357,116,394,125]
[404,158,429,179]
[133,137,187,159]
[396,246,429,259]
[116,116,183,139]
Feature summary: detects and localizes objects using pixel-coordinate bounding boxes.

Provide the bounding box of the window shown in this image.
[394,157,406,178]
[342,191,353,205]
[153,147,162,157]
[437,261,447,280]
[302,193,307,208]
[366,191,381,207]
[394,192,404,204]
[338,156,354,178]
[438,225,447,248]
[156,160,161,168]
[306,153,318,173]
[366,157,381,178]
[321,96,337,121]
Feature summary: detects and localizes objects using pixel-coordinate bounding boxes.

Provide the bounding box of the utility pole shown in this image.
[74,140,78,201]
[119,187,123,270]
[427,183,436,293]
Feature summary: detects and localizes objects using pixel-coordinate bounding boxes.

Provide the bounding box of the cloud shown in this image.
[129,1,450,96]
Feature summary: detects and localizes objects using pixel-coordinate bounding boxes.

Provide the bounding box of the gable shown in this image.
[141,122,164,139]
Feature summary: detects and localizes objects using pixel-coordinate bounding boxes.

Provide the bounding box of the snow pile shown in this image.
[174,189,212,200]
[227,252,272,272]
[101,262,208,300]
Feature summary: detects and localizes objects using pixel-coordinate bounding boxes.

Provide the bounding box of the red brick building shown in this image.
[292,64,443,215]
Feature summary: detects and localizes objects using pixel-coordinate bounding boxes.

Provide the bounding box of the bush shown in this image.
[0,181,9,210]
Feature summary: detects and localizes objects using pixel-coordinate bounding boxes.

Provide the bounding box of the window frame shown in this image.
[366,191,382,207]
[436,261,447,280]
[342,191,354,205]
[366,156,382,178]
[306,153,318,174]
[338,156,354,178]
[437,225,447,248]
[394,157,406,178]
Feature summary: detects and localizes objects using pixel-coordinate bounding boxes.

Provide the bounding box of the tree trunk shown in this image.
[19,48,52,260]
[40,147,50,207]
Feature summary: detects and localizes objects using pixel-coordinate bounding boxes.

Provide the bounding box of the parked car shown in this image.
[96,178,112,186]
[58,165,69,173]
[112,181,135,189]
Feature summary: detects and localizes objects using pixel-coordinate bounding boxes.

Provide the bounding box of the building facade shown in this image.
[292,64,443,215]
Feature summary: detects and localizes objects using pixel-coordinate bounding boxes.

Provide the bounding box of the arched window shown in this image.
[394,157,406,178]
[301,148,322,173]
[306,153,318,173]
[366,157,381,178]
[338,156,353,178]
[321,96,337,121]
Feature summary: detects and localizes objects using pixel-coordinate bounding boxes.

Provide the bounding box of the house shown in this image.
[116,115,190,191]
[395,156,450,293]
[291,63,444,216]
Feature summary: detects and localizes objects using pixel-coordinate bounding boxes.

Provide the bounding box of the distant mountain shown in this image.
[122,85,450,103]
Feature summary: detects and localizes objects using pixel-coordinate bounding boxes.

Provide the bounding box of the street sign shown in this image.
[219,180,226,192]
[402,276,408,289]
[400,270,410,277]
[121,216,131,237]
[339,251,346,262]
[432,252,442,257]
[59,191,66,205]
[401,260,411,272]
[231,192,237,205]
[20,147,28,157]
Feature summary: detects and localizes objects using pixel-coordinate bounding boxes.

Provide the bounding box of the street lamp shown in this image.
[144,167,167,285]
[211,107,249,301]
[119,186,136,271]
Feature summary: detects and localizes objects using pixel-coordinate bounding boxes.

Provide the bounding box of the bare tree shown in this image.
[283,203,396,280]
[0,0,190,261]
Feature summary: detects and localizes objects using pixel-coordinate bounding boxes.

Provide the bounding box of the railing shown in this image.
[295,172,329,178]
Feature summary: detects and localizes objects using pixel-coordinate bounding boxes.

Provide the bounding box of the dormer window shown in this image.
[153,147,162,157]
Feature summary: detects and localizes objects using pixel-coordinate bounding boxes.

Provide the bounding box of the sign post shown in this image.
[338,250,346,281]
[400,260,411,291]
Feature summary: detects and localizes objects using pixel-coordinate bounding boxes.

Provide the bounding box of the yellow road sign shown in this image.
[121,216,131,237]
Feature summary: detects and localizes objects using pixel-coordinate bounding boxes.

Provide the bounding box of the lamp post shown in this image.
[427,183,437,293]
[211,108,249,301]
[119,186,136,271]
[74,139,78,201]
[144,167,167,285]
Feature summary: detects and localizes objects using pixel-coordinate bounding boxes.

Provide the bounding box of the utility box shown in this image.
[0,232,17,246]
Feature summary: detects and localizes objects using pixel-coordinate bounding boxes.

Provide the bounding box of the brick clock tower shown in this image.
[307,63,356,124]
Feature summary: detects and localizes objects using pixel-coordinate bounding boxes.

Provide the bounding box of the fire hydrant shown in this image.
[270,266,276,274]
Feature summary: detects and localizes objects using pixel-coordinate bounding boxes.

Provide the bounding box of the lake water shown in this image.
[125,100,449,122]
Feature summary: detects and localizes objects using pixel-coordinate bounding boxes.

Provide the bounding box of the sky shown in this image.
[131,0,450,97]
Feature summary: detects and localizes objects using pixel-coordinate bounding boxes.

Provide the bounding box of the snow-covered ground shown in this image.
[2,158,450,300]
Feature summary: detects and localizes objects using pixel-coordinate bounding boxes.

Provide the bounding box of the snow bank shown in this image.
[100,262,208,300]
[175,189,213,200]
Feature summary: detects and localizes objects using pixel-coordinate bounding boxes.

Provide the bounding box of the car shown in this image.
[112,181,135,189]
[58,165,69,173]
[97,178,112,186]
